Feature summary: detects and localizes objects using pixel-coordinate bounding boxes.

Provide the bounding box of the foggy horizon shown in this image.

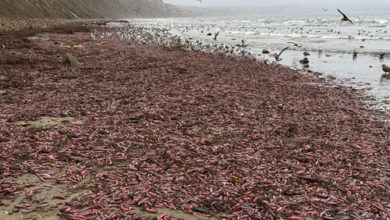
[163,0,390,11]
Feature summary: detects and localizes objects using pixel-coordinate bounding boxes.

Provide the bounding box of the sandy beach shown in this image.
[0,21,390,219]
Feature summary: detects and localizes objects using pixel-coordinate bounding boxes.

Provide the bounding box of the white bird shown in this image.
[90,33,96,41]
[264,54,271,65]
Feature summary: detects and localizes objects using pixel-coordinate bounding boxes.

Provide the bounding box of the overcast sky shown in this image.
[163,0,390,10]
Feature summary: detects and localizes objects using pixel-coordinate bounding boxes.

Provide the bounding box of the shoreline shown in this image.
[112,19,390,121]
[1,21,390,219]
[126,17,390,113]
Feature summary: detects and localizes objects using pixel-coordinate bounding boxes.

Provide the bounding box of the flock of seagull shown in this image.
[99,24,260,58]
[88,8,389,78]
[97,22,308,67]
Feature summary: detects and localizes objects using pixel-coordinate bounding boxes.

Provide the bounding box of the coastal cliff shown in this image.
[0,0,179,19]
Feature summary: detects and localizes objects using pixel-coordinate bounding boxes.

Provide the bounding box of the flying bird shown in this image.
[267,27,276,33]
[274,47,289,61]
[287,42,302,48]
[337,9,353,24]
[214,32,220,41]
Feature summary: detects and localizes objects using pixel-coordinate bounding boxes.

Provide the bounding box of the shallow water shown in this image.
[128,13,390,110]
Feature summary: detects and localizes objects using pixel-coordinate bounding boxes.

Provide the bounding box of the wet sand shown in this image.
[0,22,390,219]
[131,16,390,111]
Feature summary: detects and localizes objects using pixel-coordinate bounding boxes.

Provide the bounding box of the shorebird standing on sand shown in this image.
[241,39,247,47]
[381,64,390,80]
[263,54,271,65]
[382,64,390,73]
[337,9,353,24]
[353,51,358,59]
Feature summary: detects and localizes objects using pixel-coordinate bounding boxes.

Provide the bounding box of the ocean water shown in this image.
[128,12,390,110]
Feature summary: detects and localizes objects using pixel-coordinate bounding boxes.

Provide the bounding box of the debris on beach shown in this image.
[63,53,80,67]
[0,23,389,219]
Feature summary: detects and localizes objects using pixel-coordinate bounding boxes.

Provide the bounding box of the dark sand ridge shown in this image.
[0,22,389,219]
[0,18,97,31]
[0,0,179,20]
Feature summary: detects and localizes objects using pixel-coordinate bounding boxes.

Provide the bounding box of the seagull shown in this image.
[380,74,390,80]
[90,33,96,41]
[1,45,5,49]
[337,9,353,24]
[262,49,270,54]
[382,64,390,73]
[353,51,358,59]
[214,32,220,41]
[300,57,309,64]
[267,27,276,33]
[274,47,289,61]
[264,54,271,65]
[287,42,302,48]
[241,39,247,47]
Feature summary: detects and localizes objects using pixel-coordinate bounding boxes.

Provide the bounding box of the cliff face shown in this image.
[0,0,179,19]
